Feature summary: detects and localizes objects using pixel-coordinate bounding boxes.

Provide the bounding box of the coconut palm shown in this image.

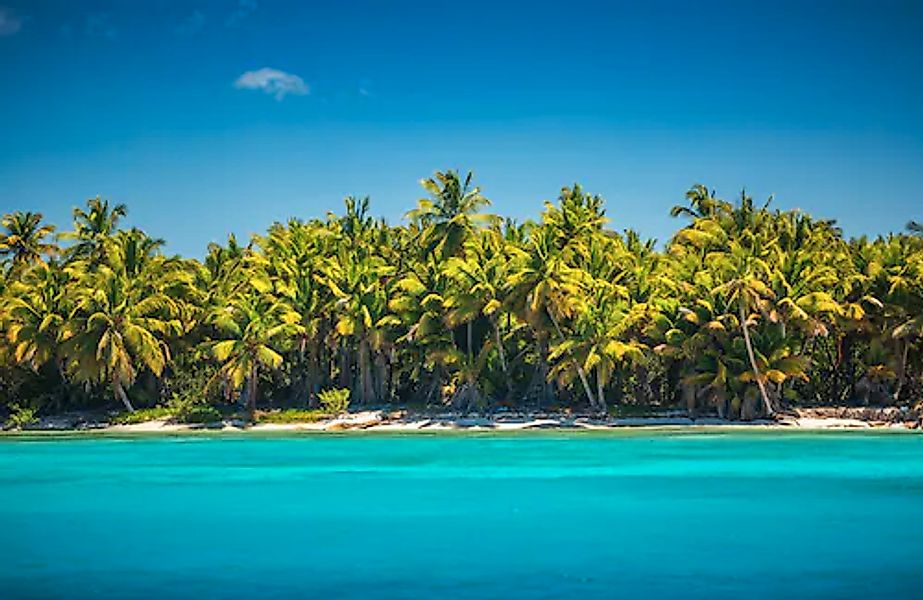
[3,261,69,373]
[251,220,330,404]
[442,228,511,365]
[207,290,302,413]
[711,239,777,416]
[60,232,183,412]
[550,284,647,413]
[388,254,456,403]
[317,243,396,405]
[507,227,597,408]
[670,184,732,220]
[60,196,128,263]
[2,175,923,421]
[0,211,57,271]
[406,170,495,259]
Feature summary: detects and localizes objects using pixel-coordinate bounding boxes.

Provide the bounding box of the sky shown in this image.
[1,0,922,256]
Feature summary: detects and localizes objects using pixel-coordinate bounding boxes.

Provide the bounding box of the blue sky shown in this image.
[1,0,922,256]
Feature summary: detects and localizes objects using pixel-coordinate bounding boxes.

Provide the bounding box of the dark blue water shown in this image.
[2,431,922,599]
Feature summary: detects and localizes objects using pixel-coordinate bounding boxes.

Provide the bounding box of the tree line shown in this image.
[2,171,922,421]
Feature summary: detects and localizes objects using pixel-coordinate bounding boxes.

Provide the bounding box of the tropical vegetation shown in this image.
[2,177,922,422]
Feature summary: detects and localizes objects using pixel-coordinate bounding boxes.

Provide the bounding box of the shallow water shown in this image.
[2,430,922,599]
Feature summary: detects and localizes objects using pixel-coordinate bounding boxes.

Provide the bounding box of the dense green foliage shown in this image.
[2,174,922,421]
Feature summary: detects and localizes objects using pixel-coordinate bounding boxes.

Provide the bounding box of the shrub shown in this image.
[255,409,330,424]
[168,392,223,424]
[5,404,38,429]
[109,406,174,425]
[175,405,223,424]
[318,388,351,414]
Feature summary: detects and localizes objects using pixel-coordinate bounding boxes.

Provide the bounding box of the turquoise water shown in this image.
[2,431,922,599]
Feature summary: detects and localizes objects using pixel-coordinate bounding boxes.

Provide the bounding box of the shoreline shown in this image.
[4,406,921,435]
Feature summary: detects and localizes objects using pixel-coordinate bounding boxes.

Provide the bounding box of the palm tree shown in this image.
[507,228,597,408]
[440,344,494,412]
[388,255,456,404]
[251,220,330,404]
[61,233,183,412]
[3,176,923,421]
[199,234,250,313]
[670,184,732,220]
[712,240,776,416]
[870,234,923,402]
[207,290,301,413]
[550,285,647,413]
[406,170,495,259]
[442,228,511,368]
[60,196,128,263]
[541,184,607,258]
[0,211,57,271]
[3,260,69,374]
[317,245,396,405]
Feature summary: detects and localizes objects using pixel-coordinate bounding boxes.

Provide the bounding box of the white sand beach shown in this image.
[18,406,914,435]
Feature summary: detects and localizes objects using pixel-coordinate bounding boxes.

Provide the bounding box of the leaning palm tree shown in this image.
[550,285,647,414]
[0,211,57,272]
[711,240,776,416]
[507,228,597,408]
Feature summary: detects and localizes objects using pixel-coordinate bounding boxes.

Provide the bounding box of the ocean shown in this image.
[2,430,922,599]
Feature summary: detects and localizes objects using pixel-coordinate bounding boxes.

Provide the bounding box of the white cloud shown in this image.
[234,68,309,100]
[0,6,23,36]
[175,11,205,36]
[227,0,257,26]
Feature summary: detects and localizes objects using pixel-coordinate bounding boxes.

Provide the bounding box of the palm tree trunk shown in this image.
[114,377,135,413]
[55,359,69,411]
[682,381,697,418]
[634,364,651,405]
[596,374,607,415]
[530,337,554,407]
[466,321,473,360]
[374,349,389,403]
[739,302,773,416]
[338,342,351,390]
[246,366,258,413]
[493,319,508,374]
[894,340,910,402]
[547,310,597,409]
[296,336,310,407]
[358,338,374,404]
[424,366,444,405]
